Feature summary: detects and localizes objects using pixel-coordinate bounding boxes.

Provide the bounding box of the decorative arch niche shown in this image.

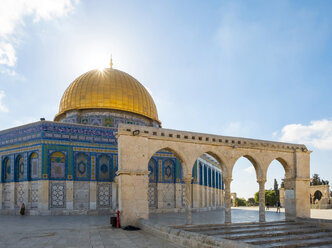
[50,151,66,179]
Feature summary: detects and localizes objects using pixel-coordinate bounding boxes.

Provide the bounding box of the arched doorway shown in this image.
[147,149,184,212]
[191,153,224,210]
[266,158,289,221]
[231,155,260,220]
[313,190,323,203]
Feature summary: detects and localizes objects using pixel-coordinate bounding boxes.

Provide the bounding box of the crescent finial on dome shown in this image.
[110,55,113,69]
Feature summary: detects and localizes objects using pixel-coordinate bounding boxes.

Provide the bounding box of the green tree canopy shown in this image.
[255,190,278,206]
[235,197,247,207]
[311,174,329,186]
[247,197,256,206]
[274,179,279,198]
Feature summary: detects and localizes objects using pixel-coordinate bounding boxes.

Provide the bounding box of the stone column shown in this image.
[282,151,310,220]
[224,178,232,223]
[118,170,150,226]
[184,177,193,225]
[257,179,266,222]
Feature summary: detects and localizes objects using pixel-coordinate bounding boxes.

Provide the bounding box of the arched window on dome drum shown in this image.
[163,159,175,183]
[148,158,158,183]
[29,152,39,179]
[15,155,24,181]
[97,154,111,181]
[2,157,11,182]
[50,152,66,179]
[74,153,89,180]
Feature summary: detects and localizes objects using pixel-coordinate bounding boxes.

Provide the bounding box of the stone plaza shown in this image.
[0,61,321,247]
[1,208,332,248]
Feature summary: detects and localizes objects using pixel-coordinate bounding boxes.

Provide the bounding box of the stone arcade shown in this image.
[0,62,311,226]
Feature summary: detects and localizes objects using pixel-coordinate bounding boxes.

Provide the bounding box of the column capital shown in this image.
[223,178,233,184]
[257,179,266,184]
[183,177,193,184]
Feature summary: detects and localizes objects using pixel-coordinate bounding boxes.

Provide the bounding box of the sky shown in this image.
[0,0,332,199]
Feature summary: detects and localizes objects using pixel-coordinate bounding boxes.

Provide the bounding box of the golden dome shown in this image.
[54,68,159,123]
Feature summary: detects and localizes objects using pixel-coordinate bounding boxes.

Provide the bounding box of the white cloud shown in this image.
[0,0,79,72]
[244,166,255,176]
[278,119,332,150]
[0,42,16,66]
[0,90,8,112]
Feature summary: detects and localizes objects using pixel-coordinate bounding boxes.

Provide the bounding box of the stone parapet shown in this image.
[118,124,308,153]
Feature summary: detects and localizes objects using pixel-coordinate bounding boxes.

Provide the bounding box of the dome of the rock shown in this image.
[54,68,159,124]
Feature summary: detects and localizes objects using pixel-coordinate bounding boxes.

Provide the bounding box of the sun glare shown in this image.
[79,51,110,72]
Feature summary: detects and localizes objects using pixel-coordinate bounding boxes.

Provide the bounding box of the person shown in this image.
[266,203,269,210]
[20,203,25,216]
[276,201,281,213]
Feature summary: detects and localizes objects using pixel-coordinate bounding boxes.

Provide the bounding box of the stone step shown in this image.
[203,224,317,236]
[172,220,293,229]
[245,232,332,245]
[177,221,298,232]
[309,245,332,248]
[219,227,327,240]
[261,236,332,248]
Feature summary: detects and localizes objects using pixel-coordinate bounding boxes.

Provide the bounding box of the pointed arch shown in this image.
[29,152,39,180]
[230,153,263,180]
[74,152,90,180]
[148,146,187,176]
[97,154,112,181]
[188,149,229,178]
[50,151,66,179]
[2,156,11,182]
[15,154,24,181]
[265,156,293,180]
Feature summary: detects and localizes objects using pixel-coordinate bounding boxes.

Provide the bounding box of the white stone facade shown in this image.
[117,124,311,226]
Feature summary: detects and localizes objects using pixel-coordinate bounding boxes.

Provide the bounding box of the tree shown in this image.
[235,197,246,206]
[254,190,278,206]
[274,179,279,199]
[311,174,321,186]
[280,181,285,188]
[266,190,277,206]
[311,174,330,186]
[247,197,256,206]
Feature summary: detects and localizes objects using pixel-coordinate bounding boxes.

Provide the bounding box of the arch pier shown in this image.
[117,124,311,226]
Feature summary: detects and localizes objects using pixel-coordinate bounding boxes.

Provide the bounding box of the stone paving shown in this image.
[231,207,332,220]
[1,208,332,248]
[149,208,286,225]
[0,215,179,248]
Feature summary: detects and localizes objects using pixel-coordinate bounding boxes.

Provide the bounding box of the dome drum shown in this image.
[57,109,160,128]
